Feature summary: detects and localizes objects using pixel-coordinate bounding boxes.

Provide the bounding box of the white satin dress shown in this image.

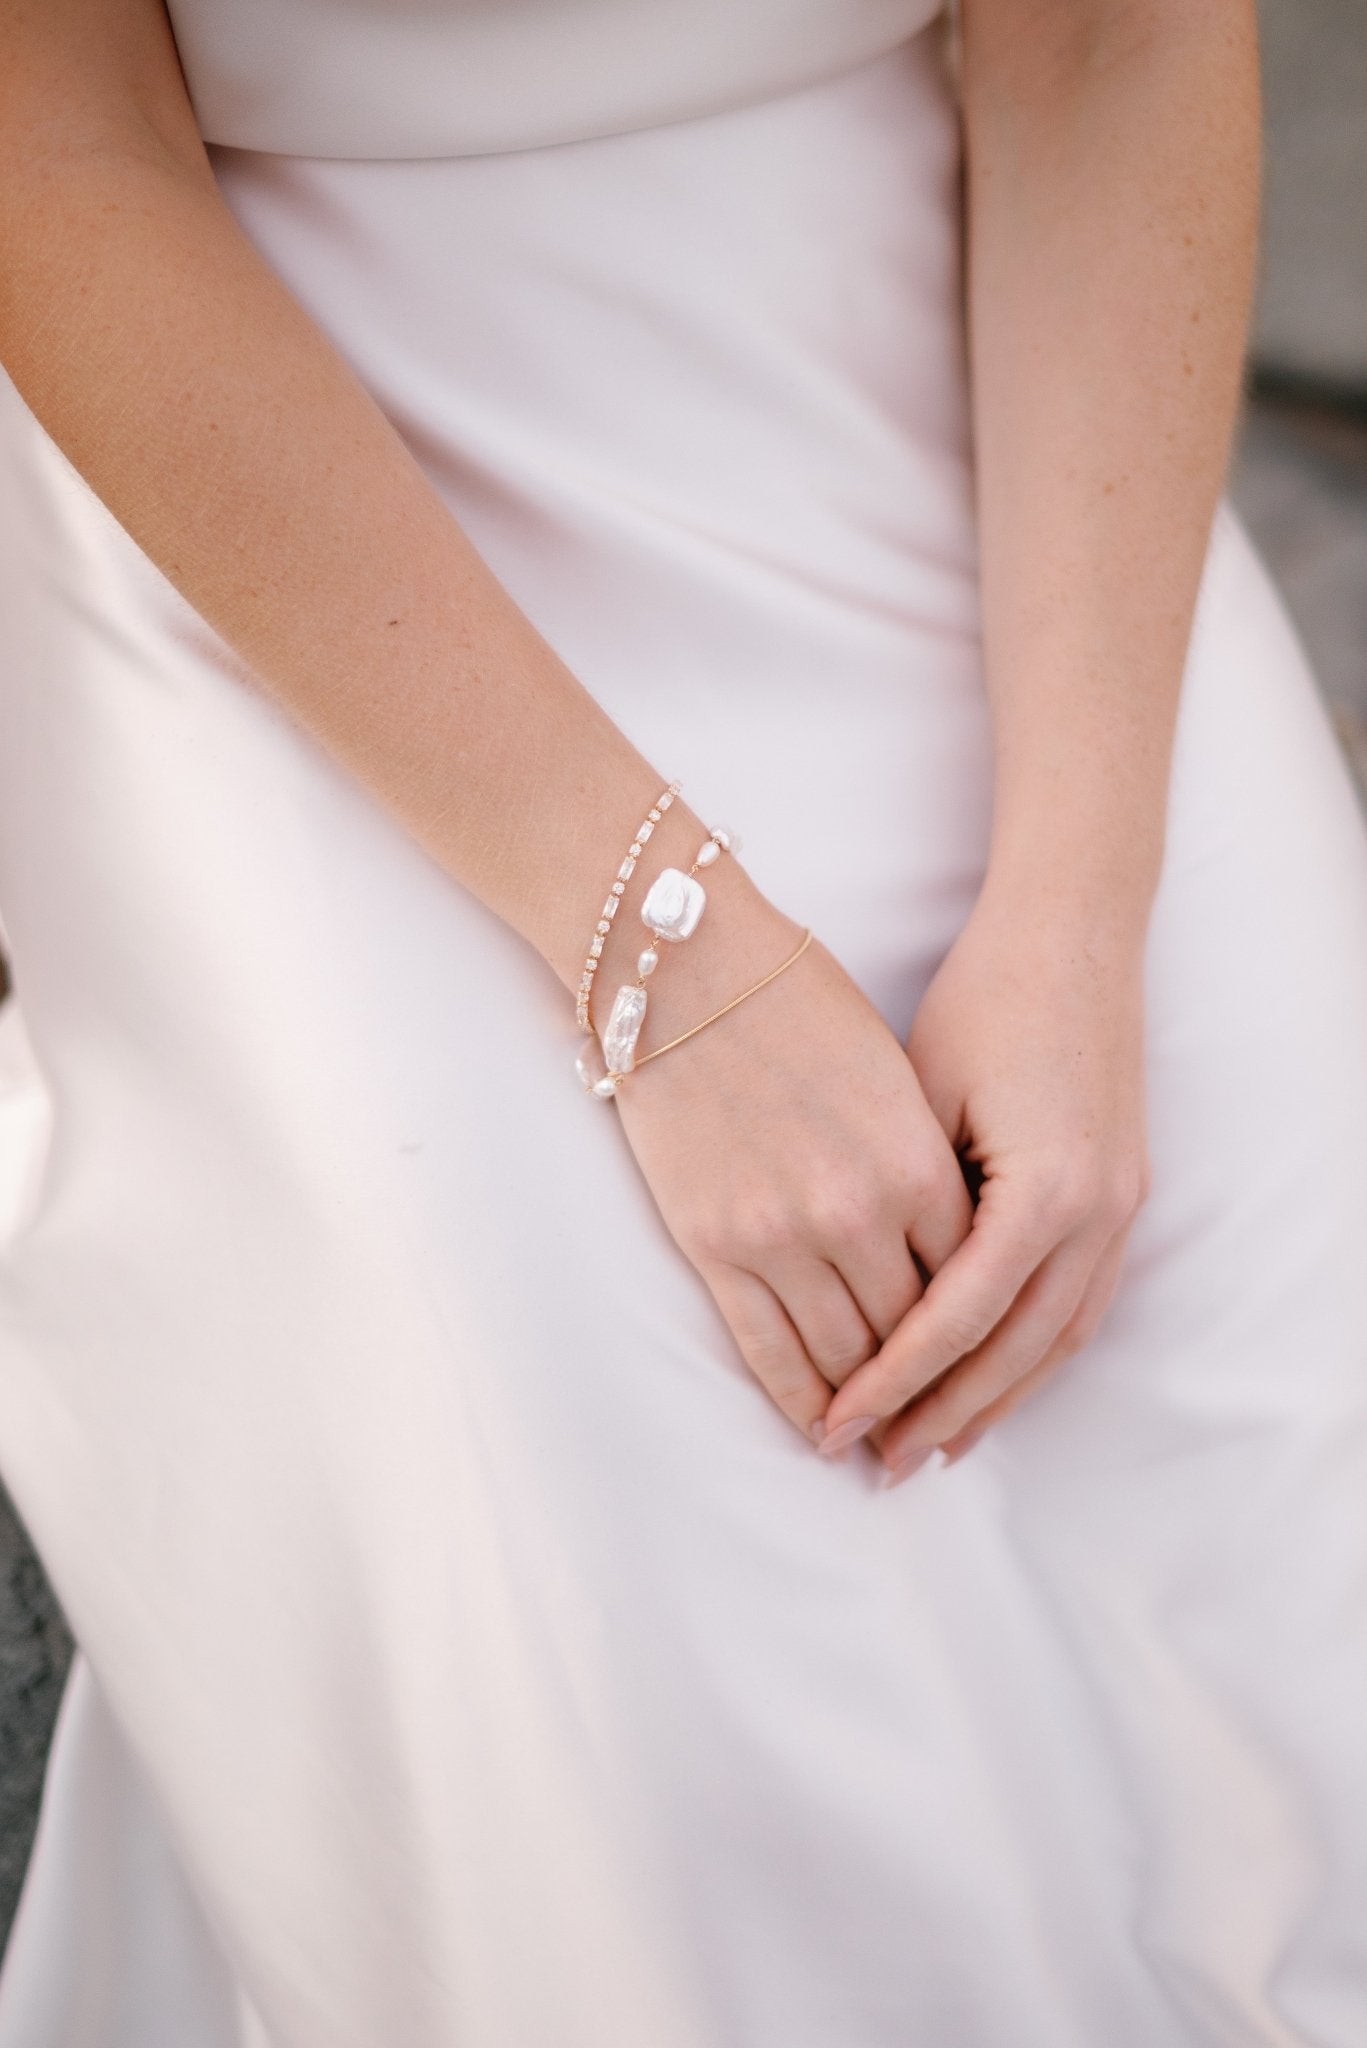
[1,4,1366,2044]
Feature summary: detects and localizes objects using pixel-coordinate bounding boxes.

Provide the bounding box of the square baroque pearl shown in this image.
[640,866,706,941]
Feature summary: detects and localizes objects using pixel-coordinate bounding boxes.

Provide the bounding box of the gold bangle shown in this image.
[585,927,814,1099]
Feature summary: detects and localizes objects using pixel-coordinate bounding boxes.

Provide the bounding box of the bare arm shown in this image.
[0,0,981,1455]
[0,0,786,1009]
[962,0,1260,931]
[817,0,1261,1472]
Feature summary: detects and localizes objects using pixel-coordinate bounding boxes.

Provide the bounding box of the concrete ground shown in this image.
[0,0,1364,1966]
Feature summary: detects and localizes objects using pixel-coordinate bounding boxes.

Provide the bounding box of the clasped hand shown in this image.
[614,882,1151,1478]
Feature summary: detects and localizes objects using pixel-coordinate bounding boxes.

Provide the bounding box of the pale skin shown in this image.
[0,0,1258,1479]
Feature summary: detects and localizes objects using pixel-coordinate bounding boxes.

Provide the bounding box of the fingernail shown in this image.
[880,1446,935,1489]
[817,1414,878,1456]
[808,1417,827,1446]
[940,1434,983,1468]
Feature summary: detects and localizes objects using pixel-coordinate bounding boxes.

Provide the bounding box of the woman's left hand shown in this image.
[818,878,1153,1477]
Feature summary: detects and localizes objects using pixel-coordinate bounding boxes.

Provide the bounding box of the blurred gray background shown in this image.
[0,0,1365,1962]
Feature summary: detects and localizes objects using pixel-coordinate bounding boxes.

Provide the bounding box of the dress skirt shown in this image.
[1,23,1366,2047]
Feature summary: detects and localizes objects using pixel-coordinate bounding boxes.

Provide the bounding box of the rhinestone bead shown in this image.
[638,820,654,841]
[629,841,642,857]
[617,855,636,881]
[596,918,611,935]
[589,935,604,956]
[611,880,626,896]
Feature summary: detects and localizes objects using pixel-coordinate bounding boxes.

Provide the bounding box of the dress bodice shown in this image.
[163,0,945,158]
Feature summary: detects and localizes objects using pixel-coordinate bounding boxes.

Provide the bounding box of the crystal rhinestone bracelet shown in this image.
[576,780,681,1036]
[577,927,814,1101]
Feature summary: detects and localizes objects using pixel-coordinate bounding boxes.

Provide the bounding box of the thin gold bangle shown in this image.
[630,926,814,1069]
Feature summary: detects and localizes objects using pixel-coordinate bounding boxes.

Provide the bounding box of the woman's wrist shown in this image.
[579,801,804,1063]
[975,837,1162,963]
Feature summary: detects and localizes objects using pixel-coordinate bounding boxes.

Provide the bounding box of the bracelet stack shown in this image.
[575,781,680,1036]
[572,781,813,1102]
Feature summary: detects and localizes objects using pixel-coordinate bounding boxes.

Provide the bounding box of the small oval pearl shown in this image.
[637,948,659,976]
[575,1037,607,1091]
[695,839,720,867]
[592,1074,622,1098]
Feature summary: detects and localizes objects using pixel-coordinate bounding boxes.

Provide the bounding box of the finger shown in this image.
[825,1232,924,1350]
[931,1223,1135,1464]
[903,1151,977,1279]
[854,1158,969,1457]
[701,1262,833,1443]
[812,1232,923,1459]
[759,1252,878,1391]
[826,1148,972,1357]
[879,1230,1108,1463]
[818,1184,1058,1447]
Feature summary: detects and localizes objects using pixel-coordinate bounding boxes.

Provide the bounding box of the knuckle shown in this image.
[900,1156,961,1218]
[671,1208,721,1262]
[730,1195,804,1260]
[1036,1166,1097,1234]
[732,1322,804,1388]
[760,1360,816,1411]
[808,1172,880,1247]
[1033,1151,1138,1235]
[1099,1157,1149,1227]
[931,1303,995,1360]
[818,1331,878,1378]
[677,1207,749,1265]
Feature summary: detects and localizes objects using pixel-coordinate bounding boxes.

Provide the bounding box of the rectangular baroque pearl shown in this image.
[603,983,648,1073]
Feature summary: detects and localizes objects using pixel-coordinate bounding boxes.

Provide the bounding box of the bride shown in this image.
[0,0,1364,2040]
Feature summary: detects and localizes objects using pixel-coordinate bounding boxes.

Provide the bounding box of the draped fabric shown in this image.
[1,11,1366,2043]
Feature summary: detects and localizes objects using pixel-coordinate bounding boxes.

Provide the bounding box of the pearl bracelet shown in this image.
[576,780,681,1036]
[574,820,742,1098]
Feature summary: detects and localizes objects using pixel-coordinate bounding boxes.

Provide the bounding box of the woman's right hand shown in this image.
[602,856,976,1447]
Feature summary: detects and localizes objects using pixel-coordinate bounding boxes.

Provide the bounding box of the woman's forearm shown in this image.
[0,49,788,1015]
[959,0,1260,939]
